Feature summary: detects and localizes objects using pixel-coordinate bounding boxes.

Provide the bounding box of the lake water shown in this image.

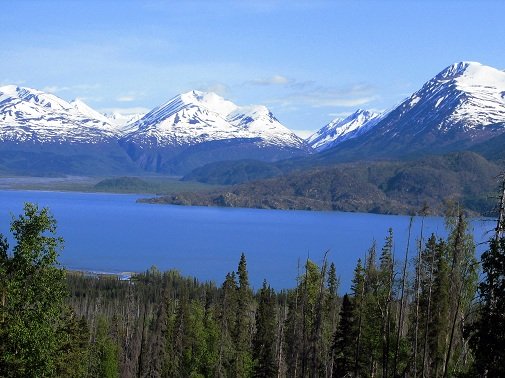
[0,190,493,292]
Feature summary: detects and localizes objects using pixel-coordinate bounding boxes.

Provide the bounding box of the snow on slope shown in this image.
[311,62,505,153]
[125,90,306,149]
[440,62,505,127]
[106,112,145,129]
[391,61,505,133]
[307,109,381,151]
[0,85,119,143]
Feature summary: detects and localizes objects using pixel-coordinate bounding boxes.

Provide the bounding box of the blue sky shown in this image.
[2,0,504,137]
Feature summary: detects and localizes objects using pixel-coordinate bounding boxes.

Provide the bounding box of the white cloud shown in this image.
[195,82,229,96]
[270,82,378,109]
[249,75,291,86]
[42,83,101,94]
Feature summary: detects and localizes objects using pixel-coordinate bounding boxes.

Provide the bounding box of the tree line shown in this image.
[0,201,504,377]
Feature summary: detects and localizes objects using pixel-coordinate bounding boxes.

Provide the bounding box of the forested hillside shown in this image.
[1,202,505,376]
[149,151,501,216]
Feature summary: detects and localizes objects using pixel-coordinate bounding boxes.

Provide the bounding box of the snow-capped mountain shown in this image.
[0,86,309,174]
[120,90,309,173]
[319,61,505,160]
[307,109,381,151]
[124,90,306,149]
[0,85,120,143]
[382,61,505,134]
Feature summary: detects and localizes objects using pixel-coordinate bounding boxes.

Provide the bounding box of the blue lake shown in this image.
[0,190,493,291]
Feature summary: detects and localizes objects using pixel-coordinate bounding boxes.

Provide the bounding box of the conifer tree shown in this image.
[217,271,238,376]
[469,237,505,375]
[88,316,119,378]
[325,262,340,376]
[378,228,395,378]
[443,206,478,376]
[252,280,277,378]
[429,238,450,377]
[235,253,254,377]
[350,258,365,377]
[332,294,355,378]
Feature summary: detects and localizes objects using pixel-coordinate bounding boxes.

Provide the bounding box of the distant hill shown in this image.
[144,151,502,216]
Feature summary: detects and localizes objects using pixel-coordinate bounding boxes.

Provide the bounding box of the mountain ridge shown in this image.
[0,86,310,175]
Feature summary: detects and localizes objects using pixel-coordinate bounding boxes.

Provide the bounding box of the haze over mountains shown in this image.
[1,61,505,178]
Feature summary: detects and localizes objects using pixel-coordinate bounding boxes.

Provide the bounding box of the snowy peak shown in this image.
[397,61,505,132]
[0,85,119,143]
[307,109,381,151]
[437,61,478,80]
[179,90,238,115]
[106,112,145,128]
[136,90,236,131]
[127,91,306,149]
[70,98,112,124]
[0,85,72,112]
[320,61,505,160]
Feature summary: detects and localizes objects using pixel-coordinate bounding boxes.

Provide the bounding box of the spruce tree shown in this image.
[469,236,505,376]
[350,258,365,377]
[235,253,254,377]
[332,294,355,378]
[216,271,238,376]
[443,206,478,376]
[429,239,450,376]
[252,280,277,378]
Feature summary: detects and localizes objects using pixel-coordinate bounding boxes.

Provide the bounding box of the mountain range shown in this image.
[0,86,308,175]
[1,61,504,182]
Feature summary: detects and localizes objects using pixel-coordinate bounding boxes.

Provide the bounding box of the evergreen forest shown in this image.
[1,199,505,377]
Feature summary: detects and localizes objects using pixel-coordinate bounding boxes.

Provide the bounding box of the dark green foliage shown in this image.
[0,203,68,377]
[252,280,277,378]
[469,237,505,376]
[88,317,119,378]
[332,294,355,377]
[183,159,284,185]
[55,308,90,378]
[154,151,499,215]
[1,203,498,377]
[235,253,254,377]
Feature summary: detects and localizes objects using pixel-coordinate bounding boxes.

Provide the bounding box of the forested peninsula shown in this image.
[1,202,504,377]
